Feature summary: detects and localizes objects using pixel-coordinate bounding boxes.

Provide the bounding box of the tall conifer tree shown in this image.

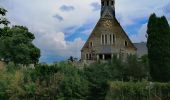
[147,13,170,82]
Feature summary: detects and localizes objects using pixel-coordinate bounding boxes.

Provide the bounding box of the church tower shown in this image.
[81,0,136,61]
[101,0,115,18]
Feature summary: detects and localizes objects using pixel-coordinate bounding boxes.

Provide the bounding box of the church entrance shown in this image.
[99,54,103,60]
[98,54,112,60]
[105,54,111,60]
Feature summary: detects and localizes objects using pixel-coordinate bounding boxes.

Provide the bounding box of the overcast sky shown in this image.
[0,0,170,63]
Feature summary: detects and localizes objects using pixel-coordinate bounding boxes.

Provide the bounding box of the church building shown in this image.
[81,0,137,61]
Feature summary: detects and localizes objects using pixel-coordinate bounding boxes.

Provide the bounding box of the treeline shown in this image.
[0,8,40,65]
[0,55,149,100]
[1,55,170,100]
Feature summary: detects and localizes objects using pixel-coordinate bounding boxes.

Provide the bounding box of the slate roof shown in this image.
[133,42,148,57]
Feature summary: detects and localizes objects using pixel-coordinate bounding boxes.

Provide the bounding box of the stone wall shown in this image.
[81,18,136,60]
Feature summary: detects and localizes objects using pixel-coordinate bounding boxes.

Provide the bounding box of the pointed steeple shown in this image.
[101,0,115,19]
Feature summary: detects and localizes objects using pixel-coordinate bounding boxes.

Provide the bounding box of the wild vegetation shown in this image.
[106,81,170,100]
[0,55,149,100]
[0,55,170,100]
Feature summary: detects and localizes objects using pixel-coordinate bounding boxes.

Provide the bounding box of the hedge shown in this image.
[106,81,170,100]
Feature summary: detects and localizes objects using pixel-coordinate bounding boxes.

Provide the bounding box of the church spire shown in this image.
[101,0,115,18]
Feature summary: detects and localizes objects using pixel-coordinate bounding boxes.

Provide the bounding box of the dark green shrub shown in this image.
[56,62,89,99]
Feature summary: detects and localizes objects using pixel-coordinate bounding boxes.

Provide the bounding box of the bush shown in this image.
[106,81,170,100]
[124,55,148,81]
[84,57,124,100]
[0,55,153,100]
[56,62,89,99]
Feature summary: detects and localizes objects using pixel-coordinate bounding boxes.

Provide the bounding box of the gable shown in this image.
[81,17,137,51]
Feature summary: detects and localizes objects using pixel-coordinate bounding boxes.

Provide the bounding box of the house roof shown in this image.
[133,42,148,57]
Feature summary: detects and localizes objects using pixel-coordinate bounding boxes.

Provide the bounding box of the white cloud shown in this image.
[129,1,170,43]
[130,23,147,43]
[0,0,98,62]
[116,0,169,26]
[34,32,84,60]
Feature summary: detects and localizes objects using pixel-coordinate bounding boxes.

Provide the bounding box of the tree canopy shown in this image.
[0,8,10,26]
[0,8,40,64]
[0,26,40,64]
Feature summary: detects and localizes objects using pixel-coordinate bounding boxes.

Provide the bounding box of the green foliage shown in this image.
[84,56,149,99]
[0,8,7,16]
[0,63,90,99]
[56,62,89,99]
[0,8,9,26]
[0,55,156,100]
[0,67,25,100]
[124,55,148,81]
[24,82,36,96]
[0,26,40,64]
[147,13,170,82]
[0,8,40,64]
[106,81,170,100]
[0,70,9,100]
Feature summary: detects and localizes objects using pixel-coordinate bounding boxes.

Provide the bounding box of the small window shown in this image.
[112,34,115,43]
[111,1,114,5]
[102,34,104,45]
[105,34,107,44]
[110,34,112,44]
[86,54,89,60]
[89,54,92,60]
[125,41,128,47]
[89,42,93,47]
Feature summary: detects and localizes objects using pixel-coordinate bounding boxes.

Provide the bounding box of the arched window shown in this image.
[111,1,114,5]
[89,42,93,47]
[125,41,128,47]
[101,34,104,45]
[110,34,112,44]
[105,34,107,44]
[107,1,109,6]
[86,54,89,60]
[89,54,92,60]
[112,34,115,43]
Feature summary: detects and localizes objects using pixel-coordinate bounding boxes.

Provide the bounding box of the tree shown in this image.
[124,55,147,81]
[0,8,10,26]
[56,63,89,99]
[68,56,74,62]
[84,57,125,100]
[0,8,40,64]
[0,26,40,65]
[147,13,170,82]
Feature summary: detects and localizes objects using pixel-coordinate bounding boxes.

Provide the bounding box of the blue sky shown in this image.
[0,0,170,63]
